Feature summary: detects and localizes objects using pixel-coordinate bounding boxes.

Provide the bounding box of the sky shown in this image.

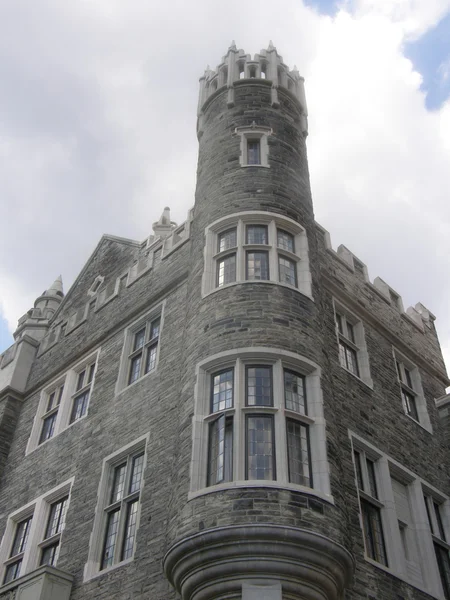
[1,0,450,375]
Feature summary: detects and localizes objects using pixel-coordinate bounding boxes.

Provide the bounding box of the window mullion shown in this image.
[234,359,243,481]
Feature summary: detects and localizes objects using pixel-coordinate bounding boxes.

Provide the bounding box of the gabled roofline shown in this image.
[50,234,141,324]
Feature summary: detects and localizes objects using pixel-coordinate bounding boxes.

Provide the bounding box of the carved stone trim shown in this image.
[163,524,354,600]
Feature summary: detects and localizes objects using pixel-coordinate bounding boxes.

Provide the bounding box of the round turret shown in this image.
[164,44,354,600]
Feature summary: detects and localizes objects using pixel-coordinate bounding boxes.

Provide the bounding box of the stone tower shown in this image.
[163,43,354,600]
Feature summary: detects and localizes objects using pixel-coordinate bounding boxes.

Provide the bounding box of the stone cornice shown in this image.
[323,274,450,387]
[163,524,354,600]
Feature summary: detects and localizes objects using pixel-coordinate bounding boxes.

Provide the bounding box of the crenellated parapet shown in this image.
[316,222,436,334]
[198,41,308,135]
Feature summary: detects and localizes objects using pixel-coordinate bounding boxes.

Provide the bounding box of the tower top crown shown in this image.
[197,42,308,124]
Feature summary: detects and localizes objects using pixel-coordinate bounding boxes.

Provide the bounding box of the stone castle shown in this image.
[0,42,449,600]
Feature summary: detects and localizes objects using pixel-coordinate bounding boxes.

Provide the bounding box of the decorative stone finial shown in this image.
[153,207,177,239]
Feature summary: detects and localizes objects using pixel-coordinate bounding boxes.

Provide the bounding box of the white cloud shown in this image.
[1,0,450,378]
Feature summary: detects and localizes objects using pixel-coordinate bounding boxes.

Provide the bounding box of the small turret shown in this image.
[152,207,177,239]
[14,276,64,341]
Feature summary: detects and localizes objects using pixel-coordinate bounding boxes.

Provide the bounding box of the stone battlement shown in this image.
[316,221,435,332]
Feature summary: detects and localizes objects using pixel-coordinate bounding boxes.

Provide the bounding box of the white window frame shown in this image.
[83,434,149,581]
[190,347,331,503]
[235,125,272,168]
[333,300,373,388]
[350,432,448,599]
[202,211,312,299]
[115,302,165,395]
[392,349,431,432]
[26,350,100,455]
[0,479,74,587]
[87,275,105,297]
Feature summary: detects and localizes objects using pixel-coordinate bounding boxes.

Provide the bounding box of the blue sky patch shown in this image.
[304,0,339,17]
[404,12,450,110]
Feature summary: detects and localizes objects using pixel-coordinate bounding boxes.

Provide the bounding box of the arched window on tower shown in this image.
[238,62,245,79]
[260,62,267,79]
[249,66,256,78]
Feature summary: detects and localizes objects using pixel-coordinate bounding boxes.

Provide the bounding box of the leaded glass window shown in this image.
[127,317,161,385]
[100,450,145,570]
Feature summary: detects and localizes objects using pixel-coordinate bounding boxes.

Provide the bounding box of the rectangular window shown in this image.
[246,366,273,406]
[3,517,32,584]
[335,310,361,378]
[284,370,306,415]
[246,415,275,480]
[207,415,233,486]
[246,225,268,245]
[352,448,388,566]
[218,228,237,252]
[211,369,234,413]
[247,140,261,165]
[278,256,297,286]
[277,229,295,253]
[395,358,420,422]
[127,317,160,385]
[39,384,64,444]
[0,480,73,584]
[361,499,388,565]
[100,449,145,570]
[69,362,96,424]
[246,251,269,280]
[217,254,236,287]
[286,419,311,487]
[39,497,68,567]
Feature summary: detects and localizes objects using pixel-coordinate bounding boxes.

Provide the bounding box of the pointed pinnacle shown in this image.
[48,275,63,295]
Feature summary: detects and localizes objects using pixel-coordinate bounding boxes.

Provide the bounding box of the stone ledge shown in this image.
[163,524,354,600]
[0,566,73,600]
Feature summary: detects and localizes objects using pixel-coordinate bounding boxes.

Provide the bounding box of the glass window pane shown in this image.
[128,354,142,385]
[133,328,146,351]
[76,370,86,391]
[435,502,447,541]
[40,543,59,567]
[129,454,144,494]
[11,517,32,557]
[277,229,294,252]
[150,318,160,340]
[45,497,68,538]
[218,229,237,252]
[101,509,120,570]
[435,543,450,599]
[279,256,297,286]
[145,344,157,374]
[404,367,413,389]
[87,363,96,384]
[247,140,261,165]
[336,313,343,335]
[246,415,275,480]
[284,370,306,414]
[4,560,22,584]
[346,322,355,343]
[211,369,234,413]
[47,391,56,412]
[246,366,272,406]
[402,389,419,421]
[246,251,269,281]
[361,499,387,565]
[69,390,90,423]
[217,254,236,287]
[110,463,127,504]
[366,459,378,499]
[121,500,139,561]
[339,342,359,377]
[354,450,364,491]
[246,225,268,244]
[286,419,311,487]
[207,415,233,486]
[39,413,57,444]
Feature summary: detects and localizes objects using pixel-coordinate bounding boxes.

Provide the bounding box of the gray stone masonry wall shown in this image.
[0,234,192,600]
